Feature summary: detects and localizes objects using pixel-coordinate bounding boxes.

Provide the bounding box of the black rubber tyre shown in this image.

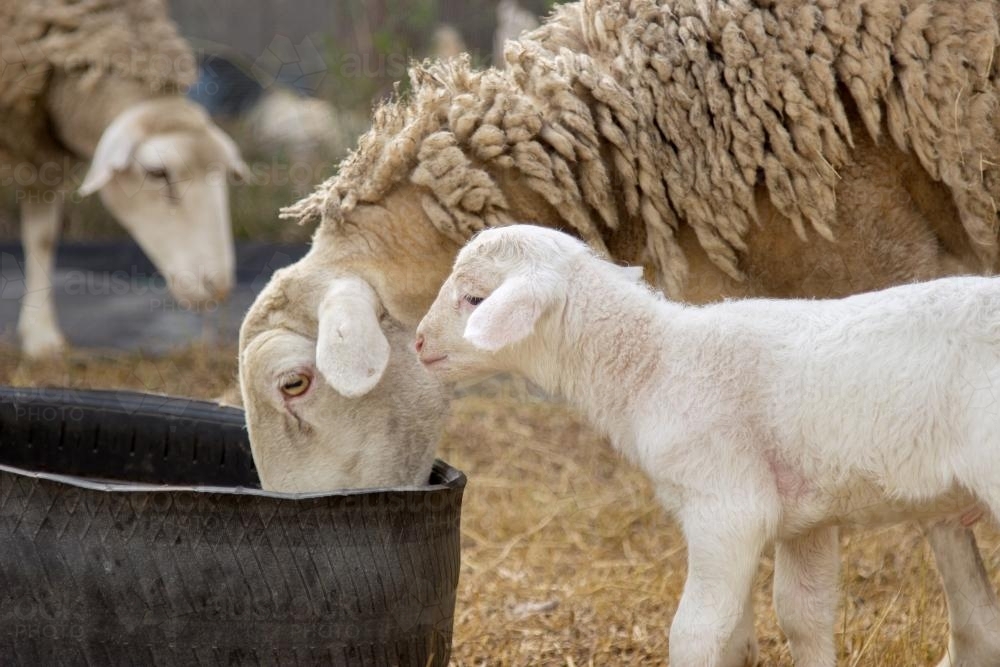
[0,386,255,487]
[0,387,465,667]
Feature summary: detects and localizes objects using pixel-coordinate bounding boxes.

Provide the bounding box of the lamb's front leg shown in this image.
[17,195,66,358]
[773,527,839,667]
[923,517,1000,667]
[722,588,758,666]
[670,505,769,667]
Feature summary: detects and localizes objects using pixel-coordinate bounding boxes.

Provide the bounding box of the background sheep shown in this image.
[239,257,448,492]
[416,224,1000,666]
[0,0,247,357]
[493,0,539,67]
[240,0,1000,662]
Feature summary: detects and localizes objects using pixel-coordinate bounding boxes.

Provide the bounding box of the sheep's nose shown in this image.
[206,275,233,302]
[414,334,425,353]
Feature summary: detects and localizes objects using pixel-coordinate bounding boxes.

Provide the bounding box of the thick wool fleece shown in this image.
[0,0,195,164]
[284,0,1000,296]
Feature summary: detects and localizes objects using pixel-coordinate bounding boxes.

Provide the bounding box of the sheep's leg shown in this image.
[924,518,1000,667]
[773,527,839,667]
[670,510,767,667]
[17,195,66,357]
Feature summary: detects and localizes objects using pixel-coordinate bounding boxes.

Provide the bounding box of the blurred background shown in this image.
[0,0,556,245]
[0,0,557,353]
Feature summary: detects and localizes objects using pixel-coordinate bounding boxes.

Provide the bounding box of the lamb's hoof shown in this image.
[20,331,67,359]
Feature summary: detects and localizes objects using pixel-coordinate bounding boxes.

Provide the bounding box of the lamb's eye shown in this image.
[464,295,484,306]
[147,168,168,181]
[280,373,311,397]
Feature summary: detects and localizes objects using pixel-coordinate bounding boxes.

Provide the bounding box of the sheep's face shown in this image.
[416,225,587,381]
[79,98,246,309]
[239,260,447,492]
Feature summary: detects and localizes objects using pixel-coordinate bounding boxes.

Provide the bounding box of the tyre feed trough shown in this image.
[0,387,466,666]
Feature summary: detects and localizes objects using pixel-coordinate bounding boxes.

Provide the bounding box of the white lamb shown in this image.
[415,225,1000,667]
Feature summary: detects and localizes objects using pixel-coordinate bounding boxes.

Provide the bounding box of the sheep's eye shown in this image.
[280,374,310,397]
[146,168,169,181]
[464,295,484,306]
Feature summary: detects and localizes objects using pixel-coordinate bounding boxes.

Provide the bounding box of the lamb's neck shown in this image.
[519,271,680,452]
[46,73,155,159]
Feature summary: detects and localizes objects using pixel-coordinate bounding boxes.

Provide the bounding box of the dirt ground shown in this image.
[2,343,998,666]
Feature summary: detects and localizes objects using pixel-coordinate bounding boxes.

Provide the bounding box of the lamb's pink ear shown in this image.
[316,277,390,398]
[463,276,550,351]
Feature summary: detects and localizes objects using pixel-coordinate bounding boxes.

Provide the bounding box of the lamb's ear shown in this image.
[79,111,142,196]
[464,276,551,351]
[316,277,390,398]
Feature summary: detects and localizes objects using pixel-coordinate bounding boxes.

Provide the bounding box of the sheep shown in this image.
[493,0,539,67]
[0,0,247,357]
[240,0,1000,661]
[238,254,448,493]
[432,24,469,61]
[416,224,1000,666]
[241,88,350,177]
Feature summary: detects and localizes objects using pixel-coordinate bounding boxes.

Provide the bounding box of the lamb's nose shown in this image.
[415,334,425,353]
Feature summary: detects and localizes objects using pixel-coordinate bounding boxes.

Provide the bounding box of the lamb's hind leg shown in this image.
[923,518,1000,667]
[17,195,66,358]
[773,526,839,667]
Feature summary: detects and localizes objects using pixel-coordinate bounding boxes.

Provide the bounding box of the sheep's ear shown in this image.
[618,265,645,284]
[316,277,390,398]
[208,124,250,182]
[464,276,549,351]
[79,111,142,196]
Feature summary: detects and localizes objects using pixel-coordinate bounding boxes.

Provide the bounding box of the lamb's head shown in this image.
[416,225,604,381]
[238,248,448,493]
[79,98,246,308]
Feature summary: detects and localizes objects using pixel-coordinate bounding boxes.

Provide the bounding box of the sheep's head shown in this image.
[238,247,448,493]
[308,188,467,327]
[79,98,247,309]
[416,225,606,381]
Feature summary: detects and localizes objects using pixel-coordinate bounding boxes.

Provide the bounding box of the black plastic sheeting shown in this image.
[0,241,308,354]
[0,387,465,666]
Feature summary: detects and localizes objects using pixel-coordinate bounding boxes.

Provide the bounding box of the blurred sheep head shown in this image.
[238,240,449,493]
[79,97,246,308]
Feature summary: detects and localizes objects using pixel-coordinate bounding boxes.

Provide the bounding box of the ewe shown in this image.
[417,225,1000,667]
[239,265,447,493]
[1,0,247,357]
[241,0,1000,658]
